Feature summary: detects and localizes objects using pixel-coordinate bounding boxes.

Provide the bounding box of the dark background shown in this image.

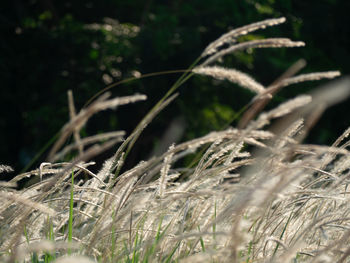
[1,0,349,174]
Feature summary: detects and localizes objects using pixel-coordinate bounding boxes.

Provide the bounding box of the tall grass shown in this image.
[1,17,350,263]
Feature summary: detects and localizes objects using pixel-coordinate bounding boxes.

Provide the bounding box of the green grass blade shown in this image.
[131,230,139,263]
[273,211,293,257]
[143,216,165,263]
[164,241,180,263]
[197,225,205,252]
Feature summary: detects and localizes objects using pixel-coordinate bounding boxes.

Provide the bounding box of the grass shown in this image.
[1,17,350,263]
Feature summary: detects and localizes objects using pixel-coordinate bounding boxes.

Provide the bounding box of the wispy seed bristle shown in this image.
[202,17,286,57]
[193,66,265,94]
[202,38,305,66]
[0,165,13,173]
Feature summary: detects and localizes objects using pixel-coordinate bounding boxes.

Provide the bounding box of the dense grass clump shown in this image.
[1,17,350,263]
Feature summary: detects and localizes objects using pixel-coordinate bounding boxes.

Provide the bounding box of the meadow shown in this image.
[1,17,350,263]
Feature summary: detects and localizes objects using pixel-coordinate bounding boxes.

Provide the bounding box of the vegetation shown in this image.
[2,1,350,172]
[1,17,350,262]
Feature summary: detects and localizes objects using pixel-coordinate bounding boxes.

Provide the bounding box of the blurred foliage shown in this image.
[0,0,349,172]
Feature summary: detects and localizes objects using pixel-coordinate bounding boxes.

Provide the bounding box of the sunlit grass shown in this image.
[1,17,350,263]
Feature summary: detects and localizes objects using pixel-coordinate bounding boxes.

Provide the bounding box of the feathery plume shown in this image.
[202,38,305,66]
[0,192,56,216]
[48,93,146,161]
[159,144,175,198]
[193,66,265,94]
[0,164,13,173]
[265,95,312,119]
[270,71,341,89]
[202,17,286,57]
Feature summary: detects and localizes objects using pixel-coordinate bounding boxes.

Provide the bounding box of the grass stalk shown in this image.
[68,169,74,255]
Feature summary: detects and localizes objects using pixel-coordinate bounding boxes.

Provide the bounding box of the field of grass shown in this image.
[1,17,350,263]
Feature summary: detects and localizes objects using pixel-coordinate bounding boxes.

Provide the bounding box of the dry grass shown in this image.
[1,17,350,263]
